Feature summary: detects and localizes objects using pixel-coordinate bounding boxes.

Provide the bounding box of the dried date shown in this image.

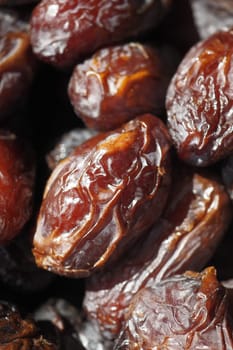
[0,131,35,244]
[114,267,233,349]
[166,28,233,166]
[29,0,172,69]
[83,164,232,339]
[32,114,171,277]
[68,42,171,131]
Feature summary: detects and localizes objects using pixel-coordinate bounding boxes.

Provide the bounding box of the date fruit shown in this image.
[68,42,171,131]
[84,164,232,339]
[0,131,35,244]
[166,28,233,166]
[29,0,172,69]
[114,267,233,349]
[33,114,171,277]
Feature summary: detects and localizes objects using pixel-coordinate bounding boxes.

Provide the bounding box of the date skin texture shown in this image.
[166,28,233,166]
[29,0,172,69]
[83,165,232,339]
[68,42,170,131]
[32,114,171,277]
[0,131,35,245]
[113,267,233,349]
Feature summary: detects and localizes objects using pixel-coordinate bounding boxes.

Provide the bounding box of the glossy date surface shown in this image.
[166,28,233,166]
[0,131,35,244]
[84,165,232,339]
[114,267,233,349]
[68,42,170,131]
[33,114,171,277]
[29,0,172,69]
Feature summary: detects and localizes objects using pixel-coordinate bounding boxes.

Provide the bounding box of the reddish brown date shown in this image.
[33,114,171,277]
[166,28,233,166]
[83,165,232,339]
[190,0,233,39]
[0,131,35,244]
[68,42,171,131]
[29,0,172,69]
[114,267,233,349]
[0,30,37,120]
[0,301,56,349]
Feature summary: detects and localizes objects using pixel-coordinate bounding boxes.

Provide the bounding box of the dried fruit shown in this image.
[68,42,171,131]
[0,131,35,244]
[30,0,172,69]
[166,28,233,166]
[114,267,233,349]
[84,165,232,339]
[33,114,171,277]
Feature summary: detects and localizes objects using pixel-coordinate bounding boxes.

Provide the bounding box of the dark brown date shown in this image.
[33,114,171,277]
[83,165,232,339]
[190,0,233,39]
[114,267,233,349]
[0,131,35,244]
[166,28,233,166]
[0,30,37,120]
[0,301,56,349]
[29,0,172,69]
[68,42,171,131]
[46,128,98,171]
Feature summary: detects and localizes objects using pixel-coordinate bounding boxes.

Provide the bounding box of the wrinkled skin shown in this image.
[0,131,35,244]
[114,267,233,349]
[84,165,232,339]
[33,114,171,277]
[46,128,98,171]
[29,0,172,69]
[190,0,233,39]
[166,28,233,166]
[68,42,171,131]
[0,30,37,120]
[0,301,56,349]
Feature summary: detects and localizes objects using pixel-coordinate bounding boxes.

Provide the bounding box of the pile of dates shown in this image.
[2,0,233,349]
